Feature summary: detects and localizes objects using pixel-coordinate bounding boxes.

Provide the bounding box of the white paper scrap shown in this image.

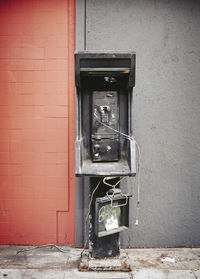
[161,257,175,263]
[105,216,119,231]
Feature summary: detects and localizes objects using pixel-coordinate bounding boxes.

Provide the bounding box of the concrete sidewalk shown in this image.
[0,246,199,278]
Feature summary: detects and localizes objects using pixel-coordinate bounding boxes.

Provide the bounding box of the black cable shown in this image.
[16,244,70,255]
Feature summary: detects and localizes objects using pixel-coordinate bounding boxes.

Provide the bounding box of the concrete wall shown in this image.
[76,0,200,247]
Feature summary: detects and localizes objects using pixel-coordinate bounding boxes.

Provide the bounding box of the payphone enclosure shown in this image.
[75,52,136,177]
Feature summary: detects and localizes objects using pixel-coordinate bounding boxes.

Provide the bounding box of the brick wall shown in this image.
[0,0,75,245]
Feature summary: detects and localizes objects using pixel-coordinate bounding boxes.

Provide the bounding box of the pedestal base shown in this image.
[79,251,131,272]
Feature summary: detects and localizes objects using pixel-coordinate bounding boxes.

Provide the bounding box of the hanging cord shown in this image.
[135,140,140,225]
[97,120,141,225]
[96,120,133,141]
[103,176,125,188]
[16,244,70,255]
[81,178,102,256]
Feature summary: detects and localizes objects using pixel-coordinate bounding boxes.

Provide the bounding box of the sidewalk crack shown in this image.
[192,271,198,279]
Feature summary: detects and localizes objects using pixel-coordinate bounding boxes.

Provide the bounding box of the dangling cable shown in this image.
[96,120,133,141]
[103,176,125,188]
[97,120,141,225]
[81,120,141,255]
[135,141,140,225]
[16,244,70,254]
[81,178,102,256]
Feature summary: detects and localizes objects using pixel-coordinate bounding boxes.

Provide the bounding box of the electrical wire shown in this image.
[81,178,102,256]
[16,244,70,255]
[135,141,141,225]
[97,120,141,225]
[96,120,133,141]
[103,176,125,188]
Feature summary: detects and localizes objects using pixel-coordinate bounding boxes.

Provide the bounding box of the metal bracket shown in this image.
[106,188,129,208]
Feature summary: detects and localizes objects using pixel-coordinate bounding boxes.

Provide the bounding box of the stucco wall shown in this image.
[76,0,200,247]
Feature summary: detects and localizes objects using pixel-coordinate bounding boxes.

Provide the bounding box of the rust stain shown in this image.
[121,259,131,272]
[79,262,88,272]
[137,259,158,268]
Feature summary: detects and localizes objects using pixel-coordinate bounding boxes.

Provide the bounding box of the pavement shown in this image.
[0,246,199,278]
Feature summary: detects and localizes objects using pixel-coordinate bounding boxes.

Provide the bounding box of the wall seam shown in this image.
[84,0,87,50]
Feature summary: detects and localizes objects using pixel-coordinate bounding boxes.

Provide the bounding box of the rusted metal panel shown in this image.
[79,251,131,272]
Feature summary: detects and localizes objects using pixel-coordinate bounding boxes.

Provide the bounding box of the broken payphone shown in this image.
[75,52,136,177]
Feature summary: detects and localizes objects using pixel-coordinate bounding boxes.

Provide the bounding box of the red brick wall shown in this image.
[0,0,76,245]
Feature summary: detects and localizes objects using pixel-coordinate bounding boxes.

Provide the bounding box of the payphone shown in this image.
[75,52,136,177]
[75,52,137,263]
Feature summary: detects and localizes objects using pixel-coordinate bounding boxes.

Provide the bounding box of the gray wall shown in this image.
[76,0,200,247]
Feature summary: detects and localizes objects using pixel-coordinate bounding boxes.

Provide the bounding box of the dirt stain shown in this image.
[137,259,158,268]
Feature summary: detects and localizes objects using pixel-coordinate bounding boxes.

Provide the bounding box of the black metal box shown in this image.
[94,192,131,237]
